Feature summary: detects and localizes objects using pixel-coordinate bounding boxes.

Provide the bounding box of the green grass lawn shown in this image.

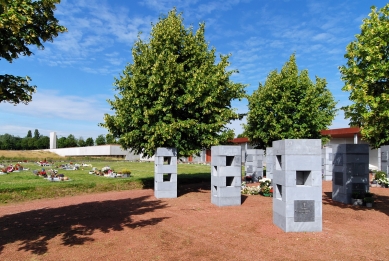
[0,161,211,204]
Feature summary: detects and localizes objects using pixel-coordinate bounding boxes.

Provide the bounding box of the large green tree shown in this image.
[101,9,246,157]
[244,54,337,149]
[0,0,66,104]
[340,4,389,148]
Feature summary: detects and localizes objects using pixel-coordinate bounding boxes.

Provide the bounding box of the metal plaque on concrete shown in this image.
[294,200,315,222]
[334,172,343,186]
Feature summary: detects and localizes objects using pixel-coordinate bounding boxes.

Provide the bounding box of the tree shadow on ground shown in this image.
[139,172,211,195]
[0,195,168,255]
[323,190,389,217]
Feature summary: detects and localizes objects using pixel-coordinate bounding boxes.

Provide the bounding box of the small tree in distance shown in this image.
[85,137,94,146]
[95,135,106,146]
[244,54,337,149]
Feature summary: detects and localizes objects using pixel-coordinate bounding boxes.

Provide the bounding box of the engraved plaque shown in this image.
[247,165,253,173]
[294,200,315,222]
[246,155,253,162]
[334,172,343,186]
[333,154,343,166]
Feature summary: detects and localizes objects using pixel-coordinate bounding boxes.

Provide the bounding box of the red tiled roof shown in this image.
[230,127,362,142]
[320,127,361,138]
[231,137,249,144]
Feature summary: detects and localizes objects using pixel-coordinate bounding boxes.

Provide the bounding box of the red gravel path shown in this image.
[0,181,389,261]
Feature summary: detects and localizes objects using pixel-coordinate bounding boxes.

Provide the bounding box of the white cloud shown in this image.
[1,90,110,122]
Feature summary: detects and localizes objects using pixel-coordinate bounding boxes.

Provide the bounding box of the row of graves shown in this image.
[88,166,131,178]
[33,168,72,182]
[0,163,29,174]
[153,140,380,233]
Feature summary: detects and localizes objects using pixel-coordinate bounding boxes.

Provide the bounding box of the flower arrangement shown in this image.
[241,183,260,195]
[259,178,273,197]
[120,169,131,174]
[101,166,111,174]
[374,171,389,187]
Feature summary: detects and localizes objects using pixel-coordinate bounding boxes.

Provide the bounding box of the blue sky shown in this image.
[1,0,387,140]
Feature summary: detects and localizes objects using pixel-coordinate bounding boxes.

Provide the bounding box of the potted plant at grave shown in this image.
[260,180,272,197]
[351,191,363,206]
[364,193,374,208]
[119,169,131,177]
[374,171,389,187]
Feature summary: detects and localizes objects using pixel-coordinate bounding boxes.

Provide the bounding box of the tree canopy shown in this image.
[101,8,246,157]
[0,0,66,104]
[340,4,389,148]
[244,54,337,149]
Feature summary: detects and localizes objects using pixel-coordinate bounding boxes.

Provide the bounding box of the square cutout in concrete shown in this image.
[163,157,171,165]
[213,186,218,196]
[213,166,218,176]
[226,156,234,166]
[276,184,282,200]
[276,155,282,170]
[163,173,171,182]
[226,176,234,186]
[296,171,311,186]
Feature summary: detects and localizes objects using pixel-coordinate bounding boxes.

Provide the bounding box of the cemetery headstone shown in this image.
[211,145,242,207]
[245,149,264,182]
[154,147,177,198]
[331,144,369,204]
[272,139,322,232]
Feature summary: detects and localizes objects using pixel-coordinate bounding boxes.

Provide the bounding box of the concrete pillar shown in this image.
[50,132,56,149]
[332,144,369,204]
[211,145,242,207]
[154,147,177,198]
[273,139,322,232]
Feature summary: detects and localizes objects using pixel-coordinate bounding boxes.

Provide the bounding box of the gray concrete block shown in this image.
[215,166,241,177]
[212,186,241,197]
[284,186,322,201]
[283,217,322,232]
[273,211,286,231]
[155,173,177,182]
[155,190,177,198]
[273,139,322,155]
[211,196,241,207]
[211,175,241,187]
[155,147,177,157]
[155,181,177,191]
[283,155,322,171]
[155,164,177,174]
[211,145,241,156]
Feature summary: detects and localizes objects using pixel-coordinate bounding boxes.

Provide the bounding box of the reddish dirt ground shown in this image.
[0,181,389,261]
